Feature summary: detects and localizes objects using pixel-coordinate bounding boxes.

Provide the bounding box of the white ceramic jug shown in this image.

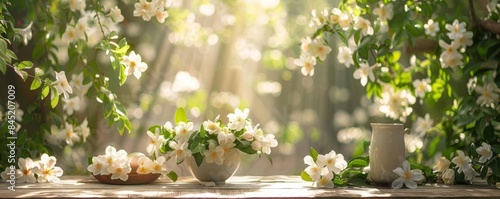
[368,123,407,185]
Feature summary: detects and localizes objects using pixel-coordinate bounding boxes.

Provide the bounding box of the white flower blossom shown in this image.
[1,167,21,182]
[53,71,73,99]
[433,156,450,173]
[16,22,32,46]
[155,10,169,23]
[203,116,221,135]
[168,141,191,163]
[150,156,169,174]
[204,146,225,165]
[451,150,471,174]
[33,154,64,183]
[373,3,393,21]
[109,6,124,23]
[96,146,128,169]
[316,150,347,174]
[353,63,375,87]
[414,113,433,136]
[439,40,463,68]
[87,156,108,175]
[107,159,131,181]
[217,128,236,145]
[70,73,91,97]
[258,134,278,155]
[60,123,79,146]
[413,78,432,99]
[309,39,332,61]
[442,168,455,185]
[294,54,316,76]
[338,11,353,30]
[391,160,424,189]
[354,16,373,35]
[17,158,37,183]
[475,83,500,107]
[476,142,493,163]
[174,121,194,143]
[309,9,329,27]
[121,51,148,79]
[303,155,324,181]
[63,96,81,115]
[75,118,90,142]
[146,129,165,157]
[424,19,440,37]
[445,19,467,40]
[134,0,156,21]
[227,108,249,131]
[136,156,154,174]
[455,31,473,49]
[376,85,416,122]
[337,46,354,68]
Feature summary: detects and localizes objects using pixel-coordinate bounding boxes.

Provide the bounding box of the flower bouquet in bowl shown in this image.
[152,107,278,183]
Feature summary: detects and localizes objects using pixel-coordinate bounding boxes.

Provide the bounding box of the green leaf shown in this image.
[309,147,319,162]
[300,171,312,182]
[30,77,42,90]
[41,84,50,100]
[347,157,369,168]
[17,60,33,70]
[50,87,59,108]
[174,107,188,124]
[193,152,204,167]
[0,59,6,74]
[491,159,500,177]
[166,171,178,182]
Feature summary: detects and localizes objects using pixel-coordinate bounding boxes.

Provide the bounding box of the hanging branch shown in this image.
[469,0,500,34]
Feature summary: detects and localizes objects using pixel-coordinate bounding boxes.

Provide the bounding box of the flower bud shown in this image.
[443,169,455,185]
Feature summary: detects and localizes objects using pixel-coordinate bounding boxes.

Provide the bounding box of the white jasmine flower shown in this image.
[17,158,37,183]
[34,154,64,183]
[259,134,278,155]
[445,19,467,40]
[134,0,156,21]
[455,31,473,49]
[136,156,154,174]
[424,19,440,37]
[1,167,21,182]
[87,156,108,175]
[150,156,169,174]
[433,156,450,173]
[476,142,493,163]
[168,141,191,163]
[303,155,324,181]
[413,78,432,99]
[451,150,471,174]
[14,103,24,122]
[164,121,174,132]
[227,108,249,131]
[107,161,131,181]
[353,63,375,87]
[373,3,393,21]
[354,16,373,35]
[16,21,32,46]
[310,39,332,61]
[122,51,148,79]
[60,123,79,146]
[337,46,354,68]
[463,166,478,181]
[70,73,91,97]
[62,25,81,43]
[414,113,433,136]
[53,71,73,99]
[376,86,416,122]
[439,40,463,68]
[391,160,424,189]
[338,11,353,30]
[63,96,81,115]
[314,176,334,188]
[329,8,342,24]
[475,83,500,107]
[75,17,89,34]
[294,54,316,76]
[96,146,128,168]
[242,124,259,141]
[442,168,455,185]
[203,116,221,135]
[155,10,169,23]
[75,118,90,142]
[68,0,86,12]
[217,129,236,145]
[174,121,194,143]
[204,146,225,165]
[317,150,347,174]
[309,9,328,27]
[109,6,124,23]
[300,37,313,55]
[146,129,165,157]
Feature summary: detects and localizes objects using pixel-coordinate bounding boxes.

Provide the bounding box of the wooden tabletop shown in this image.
[1,175,499,198]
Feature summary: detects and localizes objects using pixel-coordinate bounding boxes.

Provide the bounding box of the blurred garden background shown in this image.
[1,0,497,178]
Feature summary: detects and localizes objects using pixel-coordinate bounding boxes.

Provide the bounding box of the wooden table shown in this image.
[1,175,499,198]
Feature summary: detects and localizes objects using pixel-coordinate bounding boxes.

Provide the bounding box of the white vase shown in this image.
[367,123,407,185]
[187,156,240,183]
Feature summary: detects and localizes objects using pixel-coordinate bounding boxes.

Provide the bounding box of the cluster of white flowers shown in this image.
[163,108,278,166]
[435,20,473,68]
[474,81,500,108]
[303,150,348,188]
[294,37,332,76]
[133,0,171,23]
[433,143,493,185]
[87,146,176,181]
[391,160,424,189]
[1,154,63,183]
[376,85,416,122]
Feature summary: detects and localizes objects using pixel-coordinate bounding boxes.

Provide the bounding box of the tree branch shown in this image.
[469,0,500,34]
